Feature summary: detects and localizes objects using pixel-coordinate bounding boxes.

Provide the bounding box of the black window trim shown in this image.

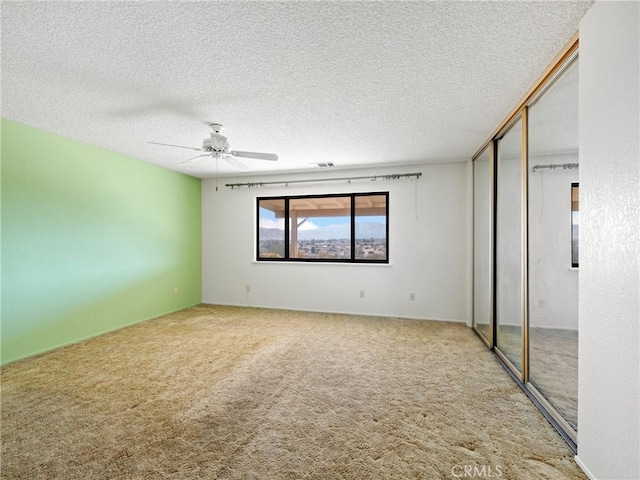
[256,191,389,264]
[571,182,579,268]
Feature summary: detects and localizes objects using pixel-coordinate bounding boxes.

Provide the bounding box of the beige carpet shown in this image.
[480,324,578,430]
[529,328,578,431]
[1,305,586,479]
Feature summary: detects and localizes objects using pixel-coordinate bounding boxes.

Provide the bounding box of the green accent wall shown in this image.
[1,119,202,364]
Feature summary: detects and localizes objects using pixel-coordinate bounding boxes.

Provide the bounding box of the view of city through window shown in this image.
[257,193,388,262]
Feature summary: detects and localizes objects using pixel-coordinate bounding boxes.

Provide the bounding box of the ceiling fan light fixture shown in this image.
[209,132,228,151]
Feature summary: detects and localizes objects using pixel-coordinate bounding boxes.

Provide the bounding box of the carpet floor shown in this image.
[529,327,578,431]
[1,304,586,479]
[486,324,578,431]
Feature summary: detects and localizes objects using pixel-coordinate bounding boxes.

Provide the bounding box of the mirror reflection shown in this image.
[495,117,523,373]
[473,148,492,343]
[527,59,579,431]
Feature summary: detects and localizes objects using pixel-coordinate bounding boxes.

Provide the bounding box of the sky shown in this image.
[259,207,385,230]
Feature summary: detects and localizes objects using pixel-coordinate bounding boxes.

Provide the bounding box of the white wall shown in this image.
[528,154,579,330]
[202,162,469,322]
[577,2,640,479]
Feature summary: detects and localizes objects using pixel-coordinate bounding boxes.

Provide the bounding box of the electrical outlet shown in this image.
[409,293,415,301]
[173,287,179,295]
[246,285,251,293]
[360,290,365,298]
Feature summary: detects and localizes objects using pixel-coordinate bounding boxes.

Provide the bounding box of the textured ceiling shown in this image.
[1,1,593,178]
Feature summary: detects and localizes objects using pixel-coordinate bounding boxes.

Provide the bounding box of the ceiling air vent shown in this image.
[314,162,336,168]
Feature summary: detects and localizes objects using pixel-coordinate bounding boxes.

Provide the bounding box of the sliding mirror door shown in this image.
[470,39,579,448]
[472,147,493,345]
[495,117,524,375]
[527,57,579,437]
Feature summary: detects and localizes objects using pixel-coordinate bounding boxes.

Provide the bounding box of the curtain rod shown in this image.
[531,163,578,172]
[225,172,422,189]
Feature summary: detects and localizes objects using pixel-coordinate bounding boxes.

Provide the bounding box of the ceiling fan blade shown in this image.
[230,150,278,161]
[224,155,249,170]
[179,153,210,166]
[148,141,202,151]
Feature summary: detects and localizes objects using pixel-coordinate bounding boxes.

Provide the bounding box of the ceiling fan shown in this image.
[149,123,278,170]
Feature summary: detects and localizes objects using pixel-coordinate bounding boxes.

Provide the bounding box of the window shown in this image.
[257,192,388,263]
[571,183,579,268]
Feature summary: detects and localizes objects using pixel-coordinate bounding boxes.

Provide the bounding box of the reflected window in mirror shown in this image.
[572,183,579,268]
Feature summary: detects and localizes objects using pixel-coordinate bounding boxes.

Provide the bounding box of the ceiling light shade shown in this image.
[209,132,228,152]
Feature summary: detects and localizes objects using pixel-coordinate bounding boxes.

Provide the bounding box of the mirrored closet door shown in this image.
[470,43,579,448]
[495,116,524,376]
[472,146,492,346]
[527,57,579,436]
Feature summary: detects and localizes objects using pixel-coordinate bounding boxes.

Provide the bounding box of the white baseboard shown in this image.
[574,455,597,480]
[200,301,466,324]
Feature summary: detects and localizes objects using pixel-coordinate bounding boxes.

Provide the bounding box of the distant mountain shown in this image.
[259,228,285,240]
[298,224,349,240]
[259,222,386,241]
[354,222,387,239]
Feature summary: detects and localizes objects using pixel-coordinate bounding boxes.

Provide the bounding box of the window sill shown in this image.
[253,261,392,267]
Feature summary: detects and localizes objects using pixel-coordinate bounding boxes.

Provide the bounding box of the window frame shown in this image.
[256,191,389,264]
[571,182,579,268]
